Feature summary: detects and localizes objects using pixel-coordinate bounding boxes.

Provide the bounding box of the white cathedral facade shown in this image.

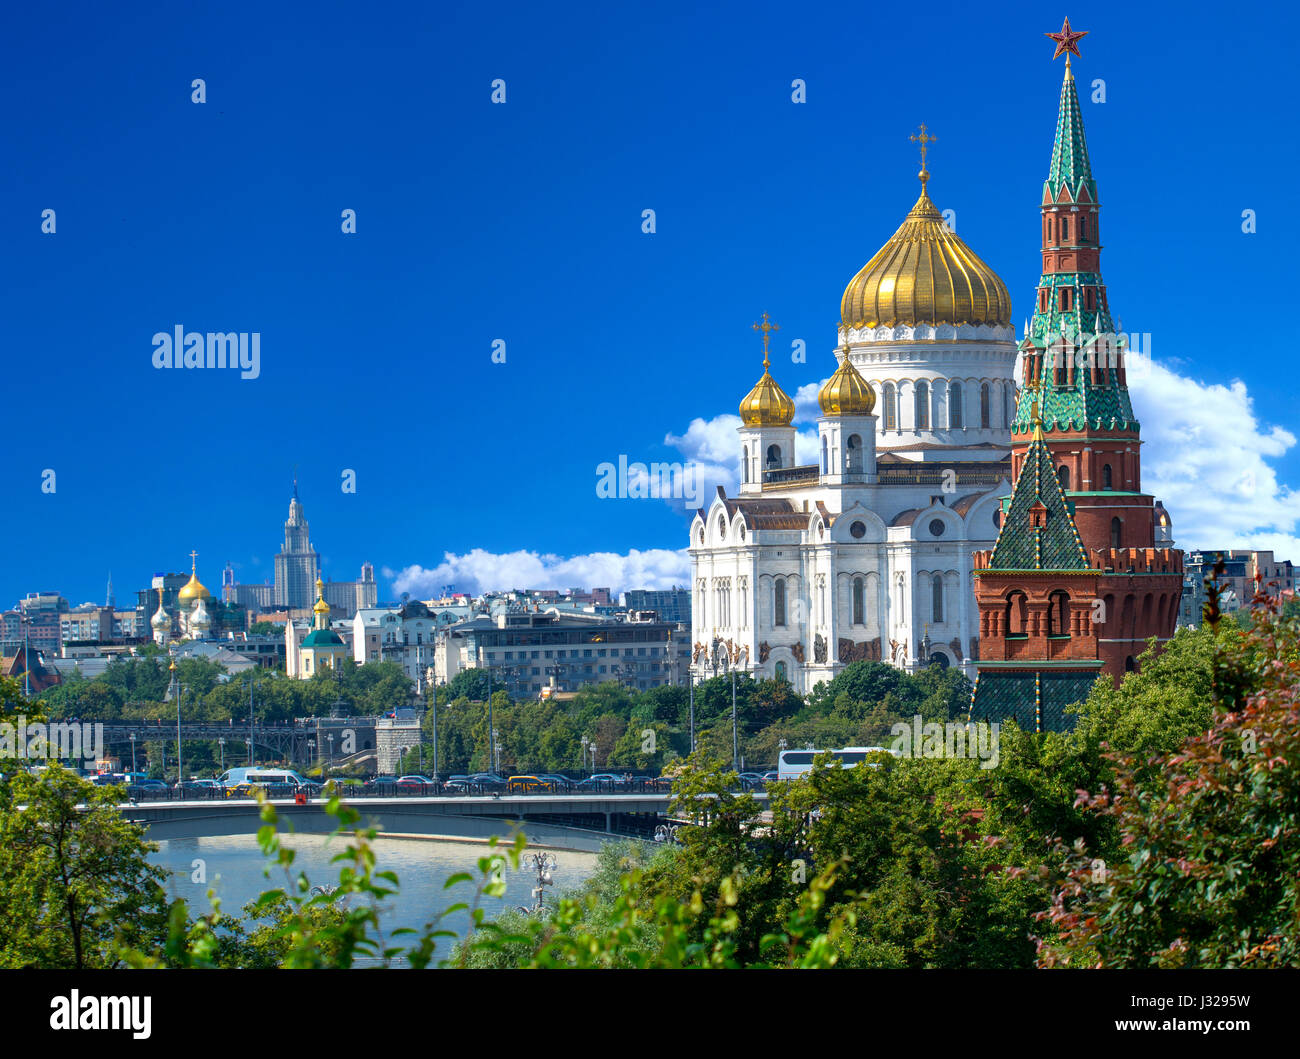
[689,170,1019,693]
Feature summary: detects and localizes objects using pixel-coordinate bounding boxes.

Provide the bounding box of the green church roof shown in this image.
[302,629,345,648]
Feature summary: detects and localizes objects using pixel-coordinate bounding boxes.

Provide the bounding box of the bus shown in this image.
[776,746,896,782]
[219,767,308,796]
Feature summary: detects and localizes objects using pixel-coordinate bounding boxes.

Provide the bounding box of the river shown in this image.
[149,833,601,964]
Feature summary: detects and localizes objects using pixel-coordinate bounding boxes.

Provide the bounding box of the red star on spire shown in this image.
[1045,16,1088,61]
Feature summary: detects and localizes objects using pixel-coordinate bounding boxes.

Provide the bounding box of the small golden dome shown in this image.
[818,357,876,416]
[739,368,796,427]
[841,185,1012,330]
[313,576,330,614]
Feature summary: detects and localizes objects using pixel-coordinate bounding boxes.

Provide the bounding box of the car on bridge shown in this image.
[506,775,553,793]
[536,774,575,792]
[395,775,438,794]
[575,773,630,791]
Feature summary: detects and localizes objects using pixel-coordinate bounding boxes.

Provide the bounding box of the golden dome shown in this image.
[739,368,796,427]
[841,184,1012,330]
[818,357,876,416]
[177,553,210,603]
[313,576,330,615]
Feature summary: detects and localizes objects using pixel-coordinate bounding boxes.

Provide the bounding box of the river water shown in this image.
[149,834,600,964]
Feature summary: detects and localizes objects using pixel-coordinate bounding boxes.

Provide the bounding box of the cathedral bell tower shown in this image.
[737,313,797,495]
[816,355,878,484]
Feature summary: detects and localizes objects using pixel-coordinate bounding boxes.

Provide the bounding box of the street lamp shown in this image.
[218,736,225,773]
[307,738,315,772]
[491,728,500,774]
[520,852,558,913]
[129,732,137,775]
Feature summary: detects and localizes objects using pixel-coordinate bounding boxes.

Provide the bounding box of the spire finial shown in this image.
[1030,396,1046,440]
[189,549,198,574]
[752,312,780,370]
[1046,17,1087,65]
[910,124,937,188]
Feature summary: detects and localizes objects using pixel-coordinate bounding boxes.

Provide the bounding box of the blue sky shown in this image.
[2,0,1296,608]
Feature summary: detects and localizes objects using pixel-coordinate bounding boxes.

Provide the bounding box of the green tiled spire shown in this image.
[1046,64,1096,202]
[987,415,1091,571]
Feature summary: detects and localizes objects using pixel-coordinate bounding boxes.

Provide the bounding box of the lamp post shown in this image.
[491,728,500,774]
[21,612,32,697]
[521,851,558,913]
[245,736,252,770]
[307,738,315,773]
[167,656,184,785]
[218,736,225,773]
[129,732,137,775]
[478,645,496,781]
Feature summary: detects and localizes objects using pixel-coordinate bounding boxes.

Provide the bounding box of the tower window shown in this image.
[1102,463,1113,490]
[766,444,782,470]
[775,660,788,682]
[1111,517,1123,550]
[820,436,828,475]
[949,382,963,428]
[774,579,786,627]
[852,577,864,625]
[1062,216,1070,241]
[883,383,898,430]
[846,434,860,472]
[932,577,944,624]
[1057,465,1070,491]
[1005,591,1028,637]
[980,383,991,429]
[742,445,749,484]
[915,381,930,430]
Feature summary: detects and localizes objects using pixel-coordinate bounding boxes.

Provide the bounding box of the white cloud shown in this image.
[386,547,690,599]
[1132,358,1300,556]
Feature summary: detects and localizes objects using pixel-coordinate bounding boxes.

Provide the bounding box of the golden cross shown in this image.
[189,549,199,571]
[752,312,780,369]
[910,124,937,185]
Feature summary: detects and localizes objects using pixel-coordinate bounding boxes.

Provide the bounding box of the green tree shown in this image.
[0,764,170,968]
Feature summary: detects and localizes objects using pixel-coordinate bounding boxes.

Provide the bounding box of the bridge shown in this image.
[93,719,377,768]
[117,792,767,852]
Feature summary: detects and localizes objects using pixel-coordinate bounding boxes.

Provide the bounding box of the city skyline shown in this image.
[3,0,1295,607]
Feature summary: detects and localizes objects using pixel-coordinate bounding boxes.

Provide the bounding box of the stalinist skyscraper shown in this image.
[274,478,320,609]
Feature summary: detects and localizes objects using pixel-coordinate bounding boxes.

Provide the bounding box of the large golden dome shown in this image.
[177,563,210,603]
[739,367,796,427]
[841,184,1012,330]
[818,357,876,416]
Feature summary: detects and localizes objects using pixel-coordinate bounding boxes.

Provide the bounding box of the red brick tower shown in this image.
[1011,21,1182,679]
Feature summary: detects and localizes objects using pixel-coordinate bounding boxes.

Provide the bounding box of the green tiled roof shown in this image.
[968,668,1097,733]
[1046,66,1096,202]
[986,422,1090,570]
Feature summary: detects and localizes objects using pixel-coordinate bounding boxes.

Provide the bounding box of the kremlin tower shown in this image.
[969,20,1184,732]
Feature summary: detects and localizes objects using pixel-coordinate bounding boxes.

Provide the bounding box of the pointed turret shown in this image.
[987,404,1090,571]
[1045,61,1096,203]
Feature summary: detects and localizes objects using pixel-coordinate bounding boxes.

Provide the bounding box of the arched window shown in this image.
[1057,465,1070,491]
[932,577,944,623]
[774,579,786,627]
[949,382,963,428]
[915,381,930,429]
[980,383,991,428]
[852,577,864,625]
[742,445,749,484]
[1062,215,1070,242]
[846,434,860,472]
[1005,591,1028,636]
[775,660,788,683]
[820,436,828,475]
[1102,463,1113,490]
[766,444,782,470]
[1048,591,1070,636]
[1111,517,1123,550]
[883,383,897,430]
